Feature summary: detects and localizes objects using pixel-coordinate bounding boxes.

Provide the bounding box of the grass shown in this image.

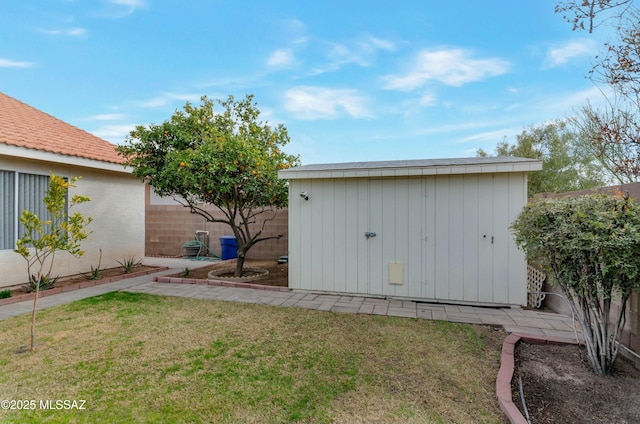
[0,292,506,423]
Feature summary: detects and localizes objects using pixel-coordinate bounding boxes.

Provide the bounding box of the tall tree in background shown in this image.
[117,95,299,277]
[558,1,640,183]
[477,120,607,196]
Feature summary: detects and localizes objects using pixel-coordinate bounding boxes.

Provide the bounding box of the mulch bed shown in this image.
[0,265,165,306]
[513,342,640,423]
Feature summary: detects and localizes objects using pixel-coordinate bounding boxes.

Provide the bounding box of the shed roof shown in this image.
[279,157,543,179]
[0,91,124,165]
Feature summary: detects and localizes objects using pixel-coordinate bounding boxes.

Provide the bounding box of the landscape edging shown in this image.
[0,267,168,307]
[496,332,582,424]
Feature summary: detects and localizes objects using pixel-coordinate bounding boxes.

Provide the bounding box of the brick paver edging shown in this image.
[496,333,582,424]
[154,275,291,292]
[0,267,168,307]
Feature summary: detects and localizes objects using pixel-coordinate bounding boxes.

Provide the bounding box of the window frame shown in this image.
[0,171,63,251]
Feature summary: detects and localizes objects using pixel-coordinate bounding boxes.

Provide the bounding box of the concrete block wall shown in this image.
[145,203,288,260]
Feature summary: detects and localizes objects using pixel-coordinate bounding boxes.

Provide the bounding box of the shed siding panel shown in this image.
[477,175,495,303]
[508,173,527,304]
[356,179,369,294]
[381,179,398,296]
[333,179,348,293]
[321,180,336,292]
[311,180,325,291]
[434,177,450,299]
[394,178,411,297]
[288,183,302,290]
[407,179,425,298]
[492,175,511,304]
[448,175,465,301]
[463,175,480,301]
[423,177,437,299]
[344,179,360,294]
[368,179,384,295]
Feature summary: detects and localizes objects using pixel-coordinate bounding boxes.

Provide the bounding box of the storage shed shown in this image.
[278,157,543,307]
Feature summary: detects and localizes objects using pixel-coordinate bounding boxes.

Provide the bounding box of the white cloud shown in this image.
[546,39,597,67]
[0,58,34,68]
[311,34,396,75]
[267,48,296,68]
[90,123,137,143]
[86,113,127,121]
[106,0,146,16]
[419,92,437,107]
[137,92,201,108]
[457,128,514,144]
[383,48,510,90]
[284,18,308,45]
[284,86,371,120]
[358,35,395,53]
[39,27,87,36]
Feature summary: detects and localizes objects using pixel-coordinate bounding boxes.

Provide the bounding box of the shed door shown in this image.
[358,178,426,298]
[361,174,517,304]
[428,173,521,304]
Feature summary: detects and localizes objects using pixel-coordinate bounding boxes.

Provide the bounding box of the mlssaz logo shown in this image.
[40,400,86,410]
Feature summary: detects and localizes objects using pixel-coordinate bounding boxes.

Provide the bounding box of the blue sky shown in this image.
[0,1,612,165]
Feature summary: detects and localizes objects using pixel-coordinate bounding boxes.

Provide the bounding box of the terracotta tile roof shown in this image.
[0,91,124,164]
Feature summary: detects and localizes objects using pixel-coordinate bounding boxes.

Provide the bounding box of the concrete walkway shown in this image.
[0,257,579,340]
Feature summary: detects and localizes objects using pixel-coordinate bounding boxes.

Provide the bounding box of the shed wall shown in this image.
[288,173,528,306]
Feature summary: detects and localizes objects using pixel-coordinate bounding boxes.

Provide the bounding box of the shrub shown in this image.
[511,193,640,374]
[117,256,141,273]
[23,274,59,293]
[0,289,11,299]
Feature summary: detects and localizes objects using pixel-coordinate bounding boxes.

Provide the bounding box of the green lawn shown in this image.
[0,292,506,423]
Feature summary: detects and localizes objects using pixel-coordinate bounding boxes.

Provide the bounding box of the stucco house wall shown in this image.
[0,92,144,288]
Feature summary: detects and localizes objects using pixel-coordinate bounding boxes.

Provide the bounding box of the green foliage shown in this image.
[13,173,92,352]
[14,174,92,276]
[478,120,607,196]
[0,289,11,299]
[117,256,141,273]
[182,268,190,277]
[86,266,102,280]
[117,94,300,276]
[23,274,59,293]
[511,193,640,374]
[85,248,103,280]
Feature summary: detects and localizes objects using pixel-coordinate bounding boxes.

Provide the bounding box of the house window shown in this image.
[0,171,53,250]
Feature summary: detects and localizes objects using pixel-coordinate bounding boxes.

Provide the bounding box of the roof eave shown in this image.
[279,159,543,180]
[0,144,130,174]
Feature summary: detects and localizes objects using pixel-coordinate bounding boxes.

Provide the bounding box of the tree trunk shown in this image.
[234,252,246,277]
[30,279,40,353]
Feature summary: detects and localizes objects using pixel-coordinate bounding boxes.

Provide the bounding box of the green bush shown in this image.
[0,289,11,299]
[511,193,640,374]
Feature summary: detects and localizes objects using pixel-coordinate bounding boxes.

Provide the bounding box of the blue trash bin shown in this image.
[220,236,237,260]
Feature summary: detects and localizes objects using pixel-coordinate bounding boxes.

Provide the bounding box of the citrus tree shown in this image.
[511,193,640,374]
[14,174,92,352]
[117,94,299,276]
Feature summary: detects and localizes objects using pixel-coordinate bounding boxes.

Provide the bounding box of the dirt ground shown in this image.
[513,343,640,424]
[186,259,288,287]
[8,264,161,296]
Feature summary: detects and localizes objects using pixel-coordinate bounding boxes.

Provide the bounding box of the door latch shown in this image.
[365,232,376,239]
